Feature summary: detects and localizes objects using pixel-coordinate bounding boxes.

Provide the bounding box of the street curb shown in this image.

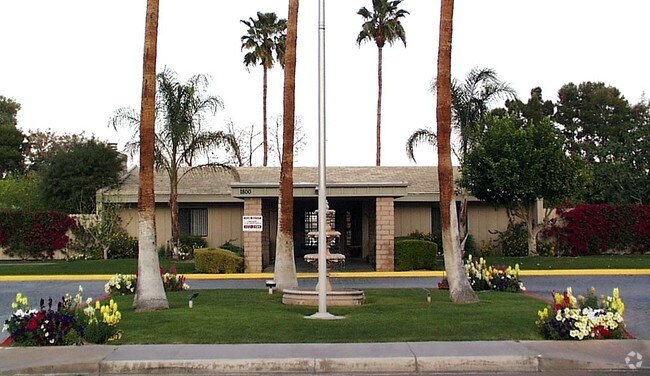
[1,268,649,282]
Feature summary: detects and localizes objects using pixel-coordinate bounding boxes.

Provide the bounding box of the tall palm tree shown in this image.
[113,68,239,256]
[436,0,478,304]
[134,0,168,312]
[406,68,515,250]
[241,12,287,167]
[275,0,299,291]
[357,0,408,166]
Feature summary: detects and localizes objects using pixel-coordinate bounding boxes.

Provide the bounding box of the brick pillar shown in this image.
[375,197,394,271]
[261,199,272,268]
[243,198,263,272]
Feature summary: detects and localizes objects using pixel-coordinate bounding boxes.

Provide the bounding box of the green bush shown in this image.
[178,234,207,259]
[403,231,443,255]
[394,239,437,271]
[218,239,244,256]
[108,232,138,259]
[0,210,77,259]
[194,248,244,273]
[498,223,528,257]
[464,234,478,257]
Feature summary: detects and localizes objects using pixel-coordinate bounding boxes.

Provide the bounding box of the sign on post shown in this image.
[242,215,263,232]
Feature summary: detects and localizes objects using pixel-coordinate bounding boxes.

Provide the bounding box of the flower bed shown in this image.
[2,287,121,346]
[105,265,189,295]
[536,287,626,340]
[438,255,525,292]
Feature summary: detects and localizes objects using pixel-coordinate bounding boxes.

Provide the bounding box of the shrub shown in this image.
[546,204,650,256]
[497,222,528,257]
[177,234,207,260]
[394,239,437,271]
[107,232,138,259]
[194,248,244,273]
[404,231,443,254]
[0,210,77,259]
[104,266,188,295]
[464,234,478,257]
[218,239,244,256]
[439,255,525,293]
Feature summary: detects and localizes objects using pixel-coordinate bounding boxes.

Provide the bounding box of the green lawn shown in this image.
[0,259,195,275]
[483,255,650,270]
[0,255,647,276]
[111,289,546,344]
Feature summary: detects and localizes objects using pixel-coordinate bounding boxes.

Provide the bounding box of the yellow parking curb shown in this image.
[1,269,648,282]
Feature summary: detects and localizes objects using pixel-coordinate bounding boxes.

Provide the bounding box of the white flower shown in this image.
[1,324,8,332]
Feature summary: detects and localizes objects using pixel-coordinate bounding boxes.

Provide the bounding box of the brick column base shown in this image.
[375,197,394,271]
[243,198,263,272]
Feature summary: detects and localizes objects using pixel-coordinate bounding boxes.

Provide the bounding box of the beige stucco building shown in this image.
[99,166,511,272]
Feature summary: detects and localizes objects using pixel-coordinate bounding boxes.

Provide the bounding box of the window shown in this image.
[179,208,208,237]
[304,210,336,248]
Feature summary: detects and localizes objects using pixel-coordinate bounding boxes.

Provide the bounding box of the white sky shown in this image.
[2,0,649,167]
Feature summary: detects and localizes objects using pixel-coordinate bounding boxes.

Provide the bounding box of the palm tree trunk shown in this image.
[376,46,383,167]
[275,0,299,290]
[436,0,478,304]
[134,0,168,312]
[169,168,179,259]
[459,188,468,251]
[263,66,269,167]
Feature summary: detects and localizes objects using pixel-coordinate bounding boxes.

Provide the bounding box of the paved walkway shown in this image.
[0,340,648,374]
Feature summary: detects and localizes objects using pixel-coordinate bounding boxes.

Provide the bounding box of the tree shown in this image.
[134,0,168,312]
[25,130,87,171]
[39,139,124,213]
[0,172,44,210]
[269,116,306,166]
[0,96,21,127]
[505,87,554,126]
[460,115,582,255]
[555,82,649,204]
[0,124,26,177]
[357,0,408,166]
[113,68,238,256]
[406,67,515,250]
[435,0,478,303]
[275,0,299,291]
[241,12,287,167]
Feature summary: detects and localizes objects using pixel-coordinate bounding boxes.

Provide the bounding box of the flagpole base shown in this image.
[305,312,345,320]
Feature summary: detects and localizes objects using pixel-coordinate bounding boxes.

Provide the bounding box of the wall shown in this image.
[394,203,432,237]
[467,203,510,246]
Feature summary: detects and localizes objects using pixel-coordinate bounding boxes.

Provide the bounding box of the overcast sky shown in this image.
[2,0,649,167]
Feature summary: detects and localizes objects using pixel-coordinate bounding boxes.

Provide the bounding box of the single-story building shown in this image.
[99,166,525,272]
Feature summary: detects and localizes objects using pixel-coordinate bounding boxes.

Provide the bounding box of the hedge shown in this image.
[394,239,437,271]
[546,204,650,255]
[194,248,244,273]
[0,210,77,259]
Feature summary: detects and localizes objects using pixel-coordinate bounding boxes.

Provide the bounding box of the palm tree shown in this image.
[133,0,168,312]
[241,12,287,167]
[113,68,239,257]
[436,0,478,304]
[357,0,408,166]
[406,67,515,250]
[275,0,299,291]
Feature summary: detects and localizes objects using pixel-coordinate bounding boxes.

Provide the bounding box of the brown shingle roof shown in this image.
[104,166,458,197]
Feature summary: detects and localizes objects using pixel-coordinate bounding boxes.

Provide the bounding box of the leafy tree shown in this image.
[0,96,21,127]
[406,67,515,250]
[39,139,124,213]
[0,124,26,177]
[460,115,582,255]
[435,0,477,303]
[25,130,87,171]
[0,172,44,210]
[357,0,408,166]
[275,0,299,290]
[133,0,168,312]
[112,68,238,254]
[505,87,554,126]
[555,82,649,204]
[241,12,287,167]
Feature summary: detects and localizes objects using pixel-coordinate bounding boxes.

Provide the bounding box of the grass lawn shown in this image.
[111,289,546,344]
[0,255,647,276]
[0,259,195,275]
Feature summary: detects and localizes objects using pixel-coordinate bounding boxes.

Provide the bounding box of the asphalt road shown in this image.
[2,275,648,342]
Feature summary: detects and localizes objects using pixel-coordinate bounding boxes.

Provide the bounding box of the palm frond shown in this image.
[405,128,437,163]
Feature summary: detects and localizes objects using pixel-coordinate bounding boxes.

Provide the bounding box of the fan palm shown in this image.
[275,0,299,290]
[357,0,408,166]
[113,68,239,258]
[406,67,515,250]
[133,0,168,312]
[241,12,287,167]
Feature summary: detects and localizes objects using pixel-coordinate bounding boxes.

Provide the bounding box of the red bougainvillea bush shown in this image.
[546,204,650,256]
[0,211,77,259]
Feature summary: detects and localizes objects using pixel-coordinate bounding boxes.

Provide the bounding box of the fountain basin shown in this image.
[282,288,366,306]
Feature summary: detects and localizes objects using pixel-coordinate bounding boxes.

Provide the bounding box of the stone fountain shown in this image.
[282,205,365,306]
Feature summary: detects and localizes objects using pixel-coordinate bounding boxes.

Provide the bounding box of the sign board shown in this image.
[242,215,263,232]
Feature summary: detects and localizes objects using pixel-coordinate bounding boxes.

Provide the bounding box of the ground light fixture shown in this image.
[188,292,199,308]
[423,288,432,304]
[266,280,277,294]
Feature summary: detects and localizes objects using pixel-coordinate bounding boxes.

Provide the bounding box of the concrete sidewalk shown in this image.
[1,340,648,375]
